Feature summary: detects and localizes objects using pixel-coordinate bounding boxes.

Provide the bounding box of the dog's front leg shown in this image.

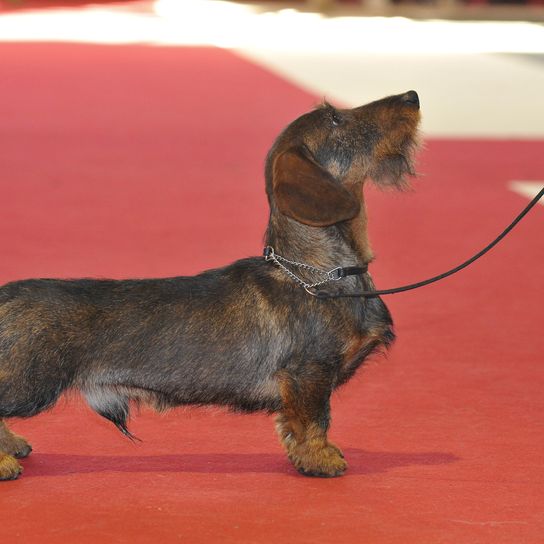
[275,367,346,477]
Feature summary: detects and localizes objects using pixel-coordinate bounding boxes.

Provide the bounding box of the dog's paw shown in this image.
[290,443,347,478]
[0,454,23,481]
[13,441,32,459]
[1,434,32,459]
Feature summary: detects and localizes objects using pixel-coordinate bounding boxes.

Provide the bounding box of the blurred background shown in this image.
[1,0,543,138]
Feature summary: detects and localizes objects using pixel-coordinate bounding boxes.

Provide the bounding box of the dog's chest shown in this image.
[335,299,394,385]
[336,330,384,383]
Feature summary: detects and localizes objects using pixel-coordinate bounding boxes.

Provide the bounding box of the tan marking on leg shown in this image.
[275,370,347,477]
[287,424,347,477]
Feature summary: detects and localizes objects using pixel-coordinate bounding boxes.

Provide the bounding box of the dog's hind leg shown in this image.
[0,420,27,480]
[0,368,32,480]
[0,419,32,458]
[275,367,347,477]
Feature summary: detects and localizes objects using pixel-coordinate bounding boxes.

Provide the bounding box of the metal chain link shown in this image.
[263,246,342,291]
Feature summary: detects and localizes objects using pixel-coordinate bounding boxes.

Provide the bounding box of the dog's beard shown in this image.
[368,135,420,190]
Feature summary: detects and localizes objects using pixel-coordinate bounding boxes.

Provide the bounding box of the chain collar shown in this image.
[263,246,368,296]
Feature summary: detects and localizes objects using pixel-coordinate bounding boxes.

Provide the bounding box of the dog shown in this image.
[0,90,420,480]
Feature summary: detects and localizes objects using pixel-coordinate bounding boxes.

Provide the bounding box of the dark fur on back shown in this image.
[0,91,420,479]
[0,261,391,416]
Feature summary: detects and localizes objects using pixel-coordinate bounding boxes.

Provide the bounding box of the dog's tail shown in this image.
[83,387,141,442]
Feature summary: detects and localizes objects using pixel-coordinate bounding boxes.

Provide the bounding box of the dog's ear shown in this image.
[272,148,360,227]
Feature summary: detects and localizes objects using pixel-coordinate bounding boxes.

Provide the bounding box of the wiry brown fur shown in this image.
[0,91,420,480]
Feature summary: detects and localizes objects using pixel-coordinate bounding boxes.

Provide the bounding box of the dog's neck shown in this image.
[265,195,373,271]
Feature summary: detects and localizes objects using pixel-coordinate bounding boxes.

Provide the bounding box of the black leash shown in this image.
[266,186,544,299]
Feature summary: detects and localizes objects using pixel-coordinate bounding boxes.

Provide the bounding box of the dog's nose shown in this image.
[401,90,419,108]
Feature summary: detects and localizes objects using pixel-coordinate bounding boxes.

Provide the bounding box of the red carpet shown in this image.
[1,43,543,543]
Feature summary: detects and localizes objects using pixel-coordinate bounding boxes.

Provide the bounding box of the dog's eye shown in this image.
[331,112,343,126]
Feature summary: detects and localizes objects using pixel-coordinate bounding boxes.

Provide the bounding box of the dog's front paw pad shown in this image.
[0,454,23,481]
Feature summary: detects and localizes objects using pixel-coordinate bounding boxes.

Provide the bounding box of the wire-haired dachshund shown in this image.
[0,90,420,480]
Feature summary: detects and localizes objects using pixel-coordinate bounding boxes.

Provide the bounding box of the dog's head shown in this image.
[265,91,421,227]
